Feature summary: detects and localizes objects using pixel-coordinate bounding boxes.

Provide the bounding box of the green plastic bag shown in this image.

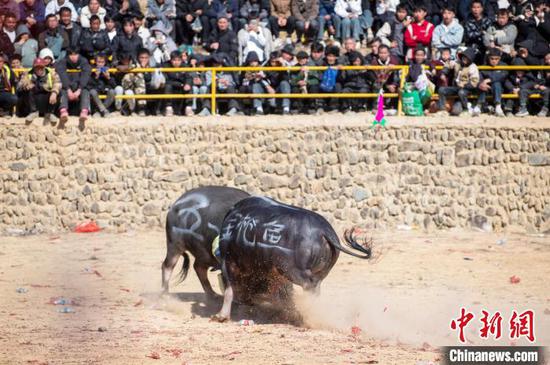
[419,87,432,106]
[402,89,424,116]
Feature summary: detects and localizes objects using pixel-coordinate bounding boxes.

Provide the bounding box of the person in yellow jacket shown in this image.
[17,57,62,125]
[0,52,18,119]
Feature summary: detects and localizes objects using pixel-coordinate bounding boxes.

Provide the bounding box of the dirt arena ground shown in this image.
[0,228,548,365]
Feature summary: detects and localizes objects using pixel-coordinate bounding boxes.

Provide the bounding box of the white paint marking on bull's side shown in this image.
[236,215,258,246]
[255,196,302,211]
[207,222,220,235]
[173,193,210,241]
[262,221,284,245]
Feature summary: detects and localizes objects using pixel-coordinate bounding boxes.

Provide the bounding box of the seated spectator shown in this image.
[59,6,82,49]
[0,16,15,60]
[463,0,493,63]
[433,47,454,88]
[112,18,144,61]
[341,50,368,112]
[56,47,92,124]
[534,52,550,117]
[320,45,342,112]
[147,20,177,65]
[38,47,55,66]
[239,51,270,115]
[239,0,270,28]
[404,5,434,61]
[134,14,151,46]
[146,0,176,34]
[317,0,336,41]
[206,0,239,31]
[534,1,550,43]
[135,48,163,115]
[292,0,319,43]
[477,48,507,116]
[162,50,191,116]
[45,0,77,21]
[0,0,19,23]
[0,52,18,117]
[265,51,291,114]
[17,57,61,124]
[483,9,517,62]
[432,7,463,59]
[367,43,399,112]
[338,36,358,63]
[2,12,17,44]
[269,0,296,40]
[19,0,46,38]
[206,15,238,65]
[437,48,480,116]
[188,54,209,115]
[106,0,142,23]
[114,53,146,116]
[429,0,458,26]
[310,41,324,64]
[174,0,209,46]
[10,53,22,69]
[290,50,319,113]
[364,37,381,63]
[89,53,115,117]
[238,17,273,64]
[372,0,399,33]
[14,25,38,68]
[80,0,107,29]
[79,15,111,61]
[105,15,118,42]
[204,53,240,115]
[515,5,550,61]
[504,57,538,117]
[38,14,69,61]
[280,43,296,65]
[334,0,362,42]
[376,4,410,61]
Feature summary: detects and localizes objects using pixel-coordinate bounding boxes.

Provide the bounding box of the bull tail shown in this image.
[324,228,372,259]
[175,252,191,285]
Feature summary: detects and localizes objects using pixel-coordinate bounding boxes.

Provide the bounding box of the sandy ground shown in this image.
[0,229,549,365]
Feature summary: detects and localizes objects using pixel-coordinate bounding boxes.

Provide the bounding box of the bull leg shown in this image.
[161,247,180,294]
[194,262,221,301]
[211,284,233,322]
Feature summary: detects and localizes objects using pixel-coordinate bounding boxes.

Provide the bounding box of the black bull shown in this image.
[213,196,372,322]
[162,186,250,300]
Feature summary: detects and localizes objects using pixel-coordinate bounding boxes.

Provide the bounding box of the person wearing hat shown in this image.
[206,14,239,64]
[38,47,55,67]
[280,43,296,65]
[14,24,38,68]
[477,47,508,116]
[436,47,480,116]
[55,47,92,124]
[504,57,538,116]
[0,52,17,119]
[264,50,292,114]
[17,57,61,124]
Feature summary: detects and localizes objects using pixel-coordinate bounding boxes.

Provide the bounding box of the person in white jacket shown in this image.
[238,18,273,65]
[431,7,464,59]
[45,0,78,22]
[334,0,361,42]
[80,0,107,29]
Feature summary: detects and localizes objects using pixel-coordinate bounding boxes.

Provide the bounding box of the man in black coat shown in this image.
[112,17,143,61]
[206,14,238,64]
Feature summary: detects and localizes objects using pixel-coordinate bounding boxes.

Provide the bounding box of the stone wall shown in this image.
[1,119,549,234]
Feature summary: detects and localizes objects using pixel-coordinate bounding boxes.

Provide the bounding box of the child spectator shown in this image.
[437,47,480,116]
[17,57,61,124]
[0,52,18,118]
[334,0,362,42]
[477,48,507,116]
[431,6,463,59]
[14,24,38,68]
[79,15,111,62]
[504,58,538,117]
[89,53,116,117]
[80,0,107,29]
[404,5,434,61]
[162,50,191,116]
[292,0,319,43]
[56,47,92,124]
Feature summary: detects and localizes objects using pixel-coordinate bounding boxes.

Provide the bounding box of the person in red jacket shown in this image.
[404,5,434,61]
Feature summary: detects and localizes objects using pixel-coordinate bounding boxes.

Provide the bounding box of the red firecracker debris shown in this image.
[509,276,521,284]
[146,352,160,359]
[351,326,362,336]
[74,221,101,233]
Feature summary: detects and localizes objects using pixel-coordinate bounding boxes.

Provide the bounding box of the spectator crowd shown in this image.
[0,0,549,125]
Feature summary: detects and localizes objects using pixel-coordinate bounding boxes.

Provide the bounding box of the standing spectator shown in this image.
[0,0,20,21]
[17,57,61,124]
[334,0,362,42]
[477,47,507,116]
[483,9,517,61]
[504,57,538,116]
[19,0,46,38]
[146,0,176,34]
[376,3,410,61]
[59,7,82,49]
[56,47,92,124]
[45,0,77,21]
[89,53,115,117]
[79,15,111,62]
[265,51,292,114]
[0,52,17,117]
[80,0,107,29]
[147,21,177,65]
[463,0,493,63]
[269,0,296,39]
[238,17,273,64]
[2,12,17,43]
[162,50,191,116]
[206,15,239,64]
[38,14,69,61]
[317,0,337,41]
[14,25,38,68]
[292,0,319,43]
[404,5,434,61]
[367,43,399,112]
[437,48,480,116]
[112,18,143,61]
[431,7,464,59]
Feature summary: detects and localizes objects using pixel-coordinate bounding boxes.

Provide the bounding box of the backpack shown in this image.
[320,67,338,92]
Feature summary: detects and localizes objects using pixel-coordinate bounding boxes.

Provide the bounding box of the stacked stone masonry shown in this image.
[0,122,549,233]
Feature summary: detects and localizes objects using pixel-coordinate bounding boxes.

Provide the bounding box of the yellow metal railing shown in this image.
[13,65,550,116]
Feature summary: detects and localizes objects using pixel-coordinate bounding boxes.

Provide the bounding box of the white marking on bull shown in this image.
[173,193,210,241]
[208,222,220,235]
[262,221,284,245]
[236,215,257,246]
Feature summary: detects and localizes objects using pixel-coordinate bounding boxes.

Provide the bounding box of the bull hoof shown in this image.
[210,314,229,323]
[206,293,223,302]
